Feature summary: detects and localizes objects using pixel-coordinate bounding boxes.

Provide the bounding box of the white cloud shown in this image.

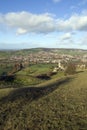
[60,33,72,40]
[56,14,87,31]
[16,28,28,35]
[0,11,87,34]
[0,11,55,34]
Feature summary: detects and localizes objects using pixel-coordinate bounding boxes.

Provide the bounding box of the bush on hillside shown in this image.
[65,62,76,75]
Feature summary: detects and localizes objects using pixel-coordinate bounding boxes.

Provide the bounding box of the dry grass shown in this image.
[0,71,87,130]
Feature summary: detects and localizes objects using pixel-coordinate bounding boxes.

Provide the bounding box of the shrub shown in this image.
[65,62,76,75]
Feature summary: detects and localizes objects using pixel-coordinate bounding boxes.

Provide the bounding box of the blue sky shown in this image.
[0,0,87,49]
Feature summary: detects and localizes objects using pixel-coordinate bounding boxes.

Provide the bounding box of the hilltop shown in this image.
[0,48,87,130]
[0,70,87,130]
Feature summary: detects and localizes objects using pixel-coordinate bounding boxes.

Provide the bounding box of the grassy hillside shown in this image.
[0,70,87,130]
[0,63,64,88]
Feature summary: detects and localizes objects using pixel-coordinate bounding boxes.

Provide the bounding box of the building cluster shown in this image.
[9,51,87,65]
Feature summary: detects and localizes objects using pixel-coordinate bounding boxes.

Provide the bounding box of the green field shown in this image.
[0,69,87,130]
[0,63,64,88]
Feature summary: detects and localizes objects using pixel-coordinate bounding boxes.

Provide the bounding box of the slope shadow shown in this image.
[76,70,84,74]
[0,77,73,104]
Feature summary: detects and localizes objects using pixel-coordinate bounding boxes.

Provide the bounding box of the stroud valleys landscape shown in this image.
[0,48,87,130]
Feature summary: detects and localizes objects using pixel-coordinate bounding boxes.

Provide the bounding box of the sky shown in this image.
[0,0,87,49]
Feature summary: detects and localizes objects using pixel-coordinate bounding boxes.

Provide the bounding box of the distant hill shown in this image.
[0,48,87,57]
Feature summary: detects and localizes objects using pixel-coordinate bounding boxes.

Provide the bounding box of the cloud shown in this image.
[78,0,87,6]
[56,14,87,31]
[0,11,56,34]
[17,28,28,35]
[78,33,87,45]
[0,11,87,34]
[70,1,87,12]
[60,33,72,40]
[52,0,61,3]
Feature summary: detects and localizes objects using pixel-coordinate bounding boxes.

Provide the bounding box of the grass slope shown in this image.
[0,63,64,89]
[10,63,63,86]
[0,71,87,130]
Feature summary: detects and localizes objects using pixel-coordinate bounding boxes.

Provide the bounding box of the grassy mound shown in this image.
[0,71,87,130]
[0,63,64,88]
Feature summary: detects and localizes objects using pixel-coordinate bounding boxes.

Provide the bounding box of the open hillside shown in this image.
[0,63,63,88]
[0,70,87,130]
